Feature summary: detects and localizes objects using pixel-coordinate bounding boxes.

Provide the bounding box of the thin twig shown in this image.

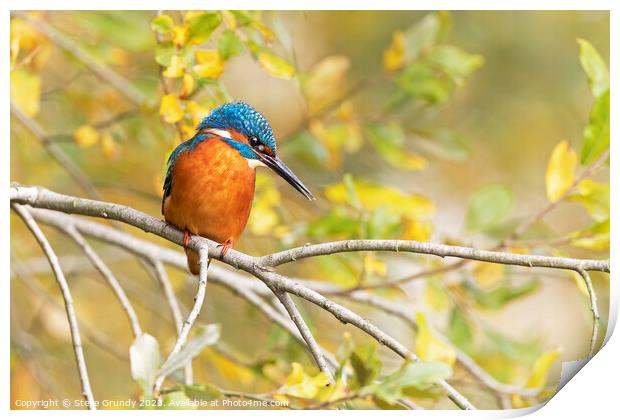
[270,288,334,384]
[12,259,128,361]
[153,247,209,396]
[63,226,142,338]
[149,260,193,384]
[12,204,96,409]
[22,206,603,404]
[10,185,609,274]
[576,268,600,357]
[259,240,609,273]
[11,104,102,200]
[13,12,147,106]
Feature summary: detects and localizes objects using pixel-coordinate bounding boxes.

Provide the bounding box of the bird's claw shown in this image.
[183,229,192,248]
[217,240,233,258]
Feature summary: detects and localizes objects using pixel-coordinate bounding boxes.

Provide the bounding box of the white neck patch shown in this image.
[205,128,232,138]
[247,159,266,169]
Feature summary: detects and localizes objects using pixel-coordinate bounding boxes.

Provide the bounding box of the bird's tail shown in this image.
[185,248,201,275]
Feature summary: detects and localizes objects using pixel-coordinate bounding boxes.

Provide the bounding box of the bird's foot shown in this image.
[217,239,233,258]
[183,229,192,248]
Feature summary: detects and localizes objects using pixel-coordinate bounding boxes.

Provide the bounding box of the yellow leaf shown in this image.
[194,50,224,79]
[415,312,456,367]
[303,56,350,113]
[473,262,504,289]
[279,363,330,399]
[73,125,99,148]
[206,348,254,385]
[162,54,185,78]
[257,50,295,79]
[325,177,435,220]
[309,121,363,170]
[363,253,386,277]
[383,31,405,71]
[402,219,432,241]
[425,280,450,311]
[186,100,213,127]
[159,94,184,124]
[519,348,563,408]
[10,69,41,117]
[248,174,281,235]
[180,124,195,140]
[546,140,577,202]
[512,348,562,407]
[172,25,188,47]
[566,179,609,221]
[101,131,120,159]
[221,11,237,30]
[179,73,194,98]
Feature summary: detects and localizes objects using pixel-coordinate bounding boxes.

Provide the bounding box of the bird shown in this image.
[162,101,314,274]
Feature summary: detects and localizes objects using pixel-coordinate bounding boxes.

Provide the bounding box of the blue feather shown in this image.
[198,101,277,152]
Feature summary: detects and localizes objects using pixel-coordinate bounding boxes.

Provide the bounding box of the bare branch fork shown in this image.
[11,185,609,410]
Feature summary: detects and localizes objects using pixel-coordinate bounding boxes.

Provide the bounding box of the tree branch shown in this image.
[148,261,193,384]
[11,104,102,200]
[576,268,600,357]
[13,12,148,107]
[13,185,608,408]
[63,226,142,338]
[270,288,334,383]
[11,186,477,409]
[11,204,96,409]
[153,247,209,396]
[259,240,609,273]
[19,203,596,404]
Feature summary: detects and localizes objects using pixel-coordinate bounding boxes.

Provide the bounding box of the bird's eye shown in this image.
[249,135,259,147]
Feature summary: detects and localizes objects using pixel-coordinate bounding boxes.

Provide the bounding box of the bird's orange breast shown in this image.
[163,137,256,244]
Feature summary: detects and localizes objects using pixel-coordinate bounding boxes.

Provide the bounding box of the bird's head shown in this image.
[198,102,314,200]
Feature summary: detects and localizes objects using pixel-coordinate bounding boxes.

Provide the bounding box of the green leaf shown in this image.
[402,12,451,61]
[426,45,484,85]
[466,278,539,309]
[366,123,427,171]
[158,324,220,378]
[577,39,609,98]
[414,129,470,162]
[255,48,295,79]
[465,185,513,232]
[155,42,175,66]
[350,344,382,388]
[187,12,221,44]
[306,208,361,239]
[150,14,174,34]
[361,361,452,404]
[281,130,329,169]
[396,62,452,104]
[182,383,223,401]
[218,30,244,59]
[566,179,609,221]
[130,333,161,398]
[366,206,402,239]
[448,307,473,352]
[161,390,194,410]
[580,89,609,165]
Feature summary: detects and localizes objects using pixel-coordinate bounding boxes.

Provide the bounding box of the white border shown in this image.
[4,2,616,419]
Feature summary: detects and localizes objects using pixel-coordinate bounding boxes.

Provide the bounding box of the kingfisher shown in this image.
[162,101,314,274]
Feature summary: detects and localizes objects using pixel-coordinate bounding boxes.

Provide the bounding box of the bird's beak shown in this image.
[257,153,315,200]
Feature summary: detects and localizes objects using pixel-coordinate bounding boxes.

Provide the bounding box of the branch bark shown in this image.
[12,204,96,409]
[153,247,209,396]
[12,185,610,409]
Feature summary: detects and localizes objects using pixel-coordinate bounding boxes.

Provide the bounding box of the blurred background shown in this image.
[10,10,610,409]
